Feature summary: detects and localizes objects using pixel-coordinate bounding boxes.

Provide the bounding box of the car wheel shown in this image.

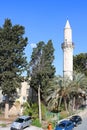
[80,121,82,124]
[20,126,23,130]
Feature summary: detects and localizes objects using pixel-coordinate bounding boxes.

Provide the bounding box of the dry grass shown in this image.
[0,114,17,122]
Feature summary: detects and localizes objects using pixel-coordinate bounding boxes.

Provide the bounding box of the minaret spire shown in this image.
[61,20,74,80]
[65,20,71,29]
[64,20,72,44]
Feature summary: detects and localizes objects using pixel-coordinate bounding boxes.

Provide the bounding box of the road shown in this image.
[1,109,87,130]
[74,116,87,130]
[0,125,43,130]
[1,117,87,130]
[0,117,87,130]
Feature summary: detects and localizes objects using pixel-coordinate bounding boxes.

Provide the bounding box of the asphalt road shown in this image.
[0,117,87,130]
[1,117,87,130]
[74,116,87,130]
[0,125,43,130]
[1,109,87,130]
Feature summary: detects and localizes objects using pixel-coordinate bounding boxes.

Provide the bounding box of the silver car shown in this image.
[10,115,32,130]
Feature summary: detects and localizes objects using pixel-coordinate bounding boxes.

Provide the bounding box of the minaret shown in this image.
[61,20,74,80]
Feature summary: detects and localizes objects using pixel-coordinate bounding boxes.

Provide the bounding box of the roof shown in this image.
[19,115,30,119]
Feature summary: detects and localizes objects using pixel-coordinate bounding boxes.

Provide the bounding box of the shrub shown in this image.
[32,118,42,127]
[41,103,47,120]
[60,111,69,119]
[0,109,2,115]
[23,102,39,118]
[0,123,7,127]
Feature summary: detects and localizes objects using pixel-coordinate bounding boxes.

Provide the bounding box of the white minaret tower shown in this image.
[61,20,74,80]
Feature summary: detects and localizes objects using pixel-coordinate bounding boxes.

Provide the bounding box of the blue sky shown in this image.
[0,0,87,76]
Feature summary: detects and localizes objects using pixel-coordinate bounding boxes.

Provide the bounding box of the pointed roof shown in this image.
[65,20,71,29]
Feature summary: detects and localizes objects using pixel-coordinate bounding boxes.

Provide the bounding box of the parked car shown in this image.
[69,115,82,126]
[54,120,74,130]
[10,115,32,130]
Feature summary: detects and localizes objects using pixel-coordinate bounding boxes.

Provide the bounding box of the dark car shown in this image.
[69,115,82,126]
[54,120,74,130]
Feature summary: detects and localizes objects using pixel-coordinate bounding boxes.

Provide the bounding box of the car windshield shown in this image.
[15,118,24,123]
[58,123,66,128]
[71,116,78,120]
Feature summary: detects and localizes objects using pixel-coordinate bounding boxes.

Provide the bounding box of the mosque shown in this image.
[0,20,75,116]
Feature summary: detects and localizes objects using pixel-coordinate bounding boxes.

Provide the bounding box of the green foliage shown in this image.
[23,102,30,115]
[73,53,87,76]
[52,121,56,129]
[32,118,42,127]
[60,111,69,119]
[29,103,39,118]
[0,18,28,99]
[41,103,47,120]
[45,75,71,111]
[0,123,7,127]
[46,72,87,113]
[29,40,55,101]
[23,102,38,118]
[0,109,2,115]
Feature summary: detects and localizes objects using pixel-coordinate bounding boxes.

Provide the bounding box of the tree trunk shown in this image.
[5,102,9,119]
[73,96,75,111]
[38,85,42,123]
[64,98,68,113]
[58,96,62,110]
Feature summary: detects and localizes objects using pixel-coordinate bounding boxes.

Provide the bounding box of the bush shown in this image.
[23,102,38,118]
[0,109,2,115]
[41,103,47,120]
[60,111,69,119]
[32,118,42,127]
[0,123,7,127]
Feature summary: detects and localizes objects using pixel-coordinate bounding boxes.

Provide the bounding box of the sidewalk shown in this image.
[0,121,43,130]
[0,126,43,130]
[78,108,87,118]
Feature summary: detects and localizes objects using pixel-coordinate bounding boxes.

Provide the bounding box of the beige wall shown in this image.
[17,80,30,104]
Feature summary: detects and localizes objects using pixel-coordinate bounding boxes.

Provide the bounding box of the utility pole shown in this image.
[38,84,42,123]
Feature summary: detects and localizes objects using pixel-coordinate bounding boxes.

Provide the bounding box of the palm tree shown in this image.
[45,72,87,113]
[45,75,72,112]
[69,72,87,110]
[45,76,61,111]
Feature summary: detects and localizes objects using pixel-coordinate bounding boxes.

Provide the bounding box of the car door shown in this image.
[25,117,31,127]
[23,118,27,128]
[66,122,73,130]
[78,117,81,124]
[26,117,29,127]
[29,116,32,125]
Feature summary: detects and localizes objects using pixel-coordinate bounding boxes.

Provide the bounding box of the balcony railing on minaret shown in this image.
[61,42,74,49]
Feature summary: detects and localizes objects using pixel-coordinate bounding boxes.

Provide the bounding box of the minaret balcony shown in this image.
[61,42,74,49]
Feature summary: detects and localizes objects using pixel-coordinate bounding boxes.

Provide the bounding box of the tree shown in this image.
[73,53,87,76]
[69,72,87,110]
[0,19,28,118]
[46,72,87,113]
[29,40,55,96]
[29,40,55,122]
[45,76,72,112]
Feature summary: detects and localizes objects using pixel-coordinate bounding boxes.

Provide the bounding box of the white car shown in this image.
[10,115,32,130]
